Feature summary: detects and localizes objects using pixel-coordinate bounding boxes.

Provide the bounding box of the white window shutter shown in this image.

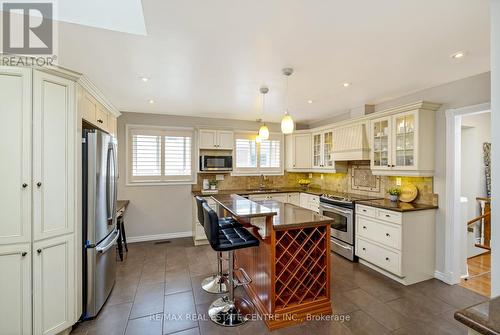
[235,138,257,168]
[260,139,280,168]
[132,134,162,176]
[164,136,192,176]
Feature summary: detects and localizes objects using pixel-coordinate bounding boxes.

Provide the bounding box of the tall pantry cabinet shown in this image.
[0,66,77,335]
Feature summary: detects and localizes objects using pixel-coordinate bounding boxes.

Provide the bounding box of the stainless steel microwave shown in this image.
[200,155,233,171]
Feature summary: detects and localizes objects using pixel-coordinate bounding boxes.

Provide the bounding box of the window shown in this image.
[233,132,283,175]
[128,125,195,184]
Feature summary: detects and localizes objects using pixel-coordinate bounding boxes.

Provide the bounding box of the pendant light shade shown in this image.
[281,113,295,134]
[259,124,269,140]
[281,67,295,135]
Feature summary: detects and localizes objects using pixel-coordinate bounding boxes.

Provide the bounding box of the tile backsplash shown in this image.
[193,163,437,205]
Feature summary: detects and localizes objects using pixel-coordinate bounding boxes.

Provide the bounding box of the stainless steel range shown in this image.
[320,193,381,261]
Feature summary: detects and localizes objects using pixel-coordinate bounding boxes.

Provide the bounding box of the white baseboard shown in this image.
[127,231,192,243]
[434,270,455,284]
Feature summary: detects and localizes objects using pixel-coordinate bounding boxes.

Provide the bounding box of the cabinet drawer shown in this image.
[356,216,401,250]
[356,237,402,276]
[376,209,402,224]
[356,204,376,218]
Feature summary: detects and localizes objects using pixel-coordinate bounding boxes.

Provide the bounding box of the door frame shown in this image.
[444,102,490,284]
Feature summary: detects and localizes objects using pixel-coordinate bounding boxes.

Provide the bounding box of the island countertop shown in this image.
[455,297,500,335]
[211,194,333,230]
[356,199,438,212]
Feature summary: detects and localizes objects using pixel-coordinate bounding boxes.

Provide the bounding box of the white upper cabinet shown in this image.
[312,130,335,170]
[0,67,32,245]
[33,234,74,335]
[285,133,312,170]
[0,244,32,335]
[32,70,76,241]
[199,129,234,149]
[79,86,117,136]
[370,102,439,176]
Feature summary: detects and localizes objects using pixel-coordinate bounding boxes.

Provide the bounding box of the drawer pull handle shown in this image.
[385,214,390,217]
[362,209,367,212]
[97,119,103,123]
[385,257,390,261]
[386,233,390,237]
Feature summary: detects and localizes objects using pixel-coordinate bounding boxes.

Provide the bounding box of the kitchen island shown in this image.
[211,194,333,330]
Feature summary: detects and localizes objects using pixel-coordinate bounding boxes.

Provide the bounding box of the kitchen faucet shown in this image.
[259,174,267,190]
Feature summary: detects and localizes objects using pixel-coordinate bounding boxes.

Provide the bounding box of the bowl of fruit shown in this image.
[298,179,311,190]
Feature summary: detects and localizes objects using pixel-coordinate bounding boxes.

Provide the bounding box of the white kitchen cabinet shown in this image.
[33,234,75,335]
[79,87,117,136]
[312,130,334,169]
[355,204,436,285]
[0,244,31,335]
[192,196,218,246]
[285,133,312,171]
[249,193,288,203]
[199,129,234,149]
[0,67,80,335]
[299,193,320,213]
[370,102,439,176]
[287,193,300,206]
[33,71,76,242]
[0,67,32,246]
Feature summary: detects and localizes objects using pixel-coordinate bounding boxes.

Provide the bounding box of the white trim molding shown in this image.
[127,231,193,243]
[443,102,490,285]
[78,75,120,117]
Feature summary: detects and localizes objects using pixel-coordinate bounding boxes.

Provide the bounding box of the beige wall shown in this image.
[116,112,282,241]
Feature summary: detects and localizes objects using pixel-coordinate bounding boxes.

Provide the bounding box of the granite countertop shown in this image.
[455,297,500,335]
[211,194,277,218]
[192,187,325,197]
[254,199,333,230]
[211,194,333,230]
[356,199,438,212]
[116,200,130,213]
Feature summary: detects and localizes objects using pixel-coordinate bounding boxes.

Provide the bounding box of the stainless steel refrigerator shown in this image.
[82,129,118,319]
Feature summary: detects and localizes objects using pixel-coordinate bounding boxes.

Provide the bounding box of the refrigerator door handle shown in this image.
[106,144,117,222]
[96,230,119,253]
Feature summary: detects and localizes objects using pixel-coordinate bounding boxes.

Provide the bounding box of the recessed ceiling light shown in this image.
[141,77,149,82]
[451,51,466,59]
[343,82,351,87]
[307,100,313,104]
[148,99,155,104]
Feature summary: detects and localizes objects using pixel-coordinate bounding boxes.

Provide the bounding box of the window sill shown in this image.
[126,181,196,187]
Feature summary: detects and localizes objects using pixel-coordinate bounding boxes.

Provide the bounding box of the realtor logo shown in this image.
[2,2,53,55]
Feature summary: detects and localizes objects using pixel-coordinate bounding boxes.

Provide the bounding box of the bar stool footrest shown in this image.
[234,267,252,287]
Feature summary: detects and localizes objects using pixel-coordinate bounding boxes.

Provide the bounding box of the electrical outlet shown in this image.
[308,173,313,178]
[216,174,224,181]
[396,177,402,186]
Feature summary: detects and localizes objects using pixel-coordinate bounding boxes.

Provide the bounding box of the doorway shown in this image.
[444,103,492,297]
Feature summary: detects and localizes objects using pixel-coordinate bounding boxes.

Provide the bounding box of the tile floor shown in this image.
[71,238,488,335]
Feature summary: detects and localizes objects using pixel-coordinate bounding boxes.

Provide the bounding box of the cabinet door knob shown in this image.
[37,182,42,187]
[37,249,42,254]
[22,183,28,188]
[385,257,390,261]
[362,226,367,229]
[362,247,366,251]
[386,233,390,237]
[387,164,391,167]
[97,119,103,123]
[21,252,27,257]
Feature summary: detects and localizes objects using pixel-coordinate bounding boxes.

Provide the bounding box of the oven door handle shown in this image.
[331,239,352,250]
[320,203,352,215]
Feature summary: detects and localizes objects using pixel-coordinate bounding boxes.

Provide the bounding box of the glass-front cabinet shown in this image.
[371,116,392,170]
[312,129,335,170]
[369,101,439,176]
[394,112,416,169]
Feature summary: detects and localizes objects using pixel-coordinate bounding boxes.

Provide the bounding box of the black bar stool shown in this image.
[202,202,259,326]
[195,196,241,294]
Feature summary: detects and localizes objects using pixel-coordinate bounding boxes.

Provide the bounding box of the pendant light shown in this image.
[281,67,295,134]
[258,87,270,140]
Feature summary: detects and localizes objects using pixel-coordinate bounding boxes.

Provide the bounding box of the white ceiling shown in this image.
[57,0,490,124]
